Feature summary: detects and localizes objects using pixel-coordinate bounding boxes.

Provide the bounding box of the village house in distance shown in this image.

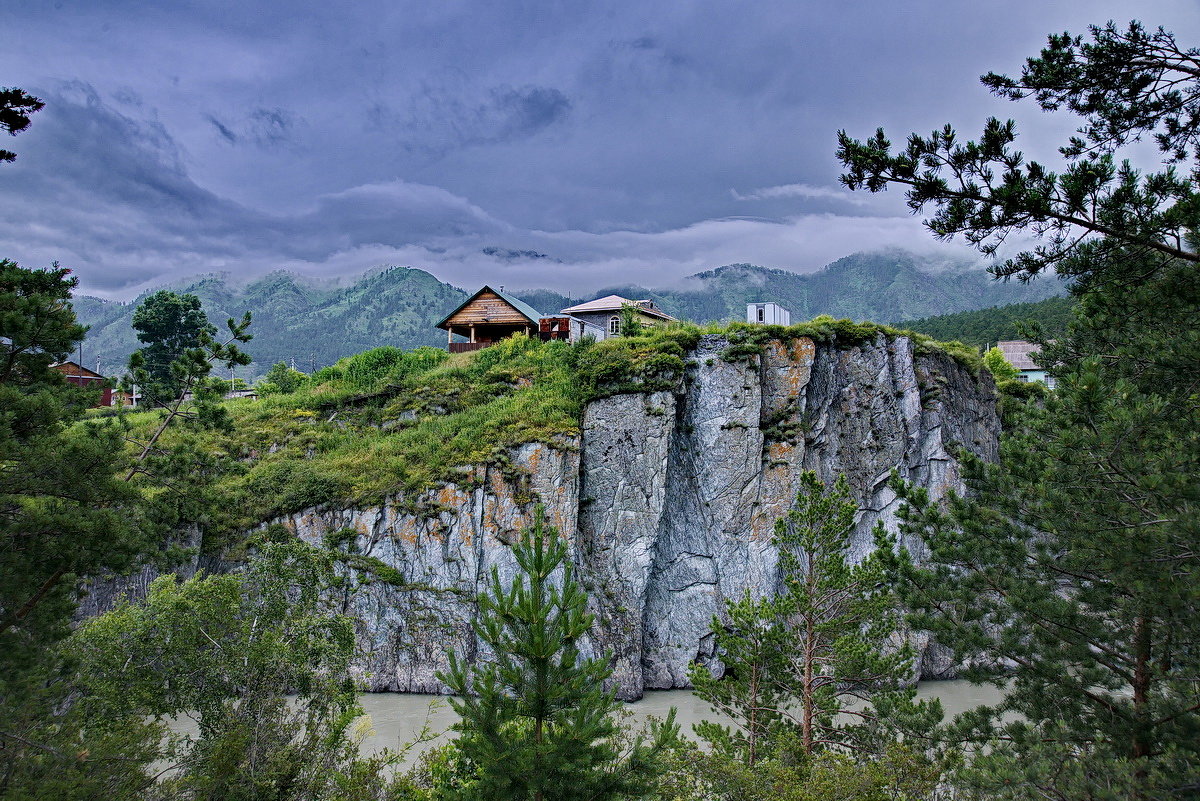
[51,360,114,407]
[436,286,676,352]
[997,339,1057,389]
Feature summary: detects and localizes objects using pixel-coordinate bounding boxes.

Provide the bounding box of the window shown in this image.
[608,315,621,336]
[757,307,765,322]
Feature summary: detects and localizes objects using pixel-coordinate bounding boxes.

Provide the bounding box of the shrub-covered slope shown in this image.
[117,319,978,543]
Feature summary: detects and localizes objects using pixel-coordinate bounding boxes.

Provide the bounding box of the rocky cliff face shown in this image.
[266,334,998,699]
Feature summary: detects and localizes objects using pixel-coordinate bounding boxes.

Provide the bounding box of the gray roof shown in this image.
[560,294,675,320]
[997,340,1040,371]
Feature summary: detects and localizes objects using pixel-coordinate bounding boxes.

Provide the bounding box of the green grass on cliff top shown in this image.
[113,318,981,536]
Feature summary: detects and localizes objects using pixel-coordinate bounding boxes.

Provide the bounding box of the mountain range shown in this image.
[72,249,1066,380]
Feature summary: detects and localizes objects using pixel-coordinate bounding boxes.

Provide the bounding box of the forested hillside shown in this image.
[76,267,465,378]
[898,295,1075,347]
[524,250,1065,324]
[74,250,1065,379]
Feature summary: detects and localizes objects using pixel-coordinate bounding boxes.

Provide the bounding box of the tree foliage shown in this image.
[0,87,43,163]
[70,534,378,801]
[124,292,251,484]
[437,509,677,801]
[689,474,941,772]
[981,346,1018,382]
[257,361,307,395]
[130,291,220,406]
[900,295,1074,349]
[837,21,1200,283]
[0,261,153,797]
[688,590,791,767]
[0,261,145,661]
[838,18,1200,798]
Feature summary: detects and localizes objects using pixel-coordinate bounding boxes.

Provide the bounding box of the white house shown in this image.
[747,302,791,326]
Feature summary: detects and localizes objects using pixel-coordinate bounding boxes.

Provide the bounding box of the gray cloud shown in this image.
[372,81,572,156]
[206,108,300,147]
[2,1,1199,298]
[206,114,239,144]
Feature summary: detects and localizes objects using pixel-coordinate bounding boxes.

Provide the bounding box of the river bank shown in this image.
[352,680,1007,758]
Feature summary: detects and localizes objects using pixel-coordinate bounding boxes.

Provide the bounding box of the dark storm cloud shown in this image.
[207,108,299,148]
[2,0,1199,297]
[371,82,571,156]
[206,114,239,144]
[0,85,504,293]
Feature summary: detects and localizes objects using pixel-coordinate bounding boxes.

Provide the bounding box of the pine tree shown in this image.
[836,18,1200,797]
[837,21,1200,284]
[438,509,676,801]
[690,473,940,767]
[882,247,1200,796]
[688,591,791,767]
[0,261,144,661]
[0,87,43,163]
[0,261,153,798]
[129,289,219,407]
[776,473,937,756]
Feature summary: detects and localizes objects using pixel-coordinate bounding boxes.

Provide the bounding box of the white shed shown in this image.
[747,302,791,326]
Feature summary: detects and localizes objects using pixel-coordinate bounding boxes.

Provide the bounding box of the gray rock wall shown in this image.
[81,334,999,699]
[277,334,998,698]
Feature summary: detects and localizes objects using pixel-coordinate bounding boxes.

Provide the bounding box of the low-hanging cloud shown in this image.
[0,81,977,298]
[731,183,870,206]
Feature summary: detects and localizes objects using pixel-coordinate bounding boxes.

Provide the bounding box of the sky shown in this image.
[2,1,1198,299]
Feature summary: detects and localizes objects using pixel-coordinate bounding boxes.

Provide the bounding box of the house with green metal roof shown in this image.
[436,286,551,353]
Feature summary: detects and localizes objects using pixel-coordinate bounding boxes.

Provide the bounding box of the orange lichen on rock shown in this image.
[437,486,461,508]
[525,445,543,474]
[394,518,420,545]
[768,441,794,462]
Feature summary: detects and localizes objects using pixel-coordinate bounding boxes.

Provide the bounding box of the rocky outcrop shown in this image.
[269,334,998,699]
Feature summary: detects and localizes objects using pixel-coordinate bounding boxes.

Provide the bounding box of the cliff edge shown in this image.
[267,333,998,699]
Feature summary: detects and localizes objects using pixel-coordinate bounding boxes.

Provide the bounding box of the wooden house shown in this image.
[51,361,114,407]
[436,286,546,353]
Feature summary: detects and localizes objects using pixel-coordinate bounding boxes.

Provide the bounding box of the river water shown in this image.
[352,680,1006,757]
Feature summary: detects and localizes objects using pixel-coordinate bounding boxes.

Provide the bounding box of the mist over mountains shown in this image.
[73,250,1065,379]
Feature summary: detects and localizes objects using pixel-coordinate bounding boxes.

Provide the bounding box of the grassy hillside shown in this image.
[109,319,977,544]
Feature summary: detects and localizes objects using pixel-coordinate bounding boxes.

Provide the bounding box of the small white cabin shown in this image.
[747,302,791,326]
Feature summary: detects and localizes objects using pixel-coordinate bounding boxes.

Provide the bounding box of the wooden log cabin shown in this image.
[436,286,551,353]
